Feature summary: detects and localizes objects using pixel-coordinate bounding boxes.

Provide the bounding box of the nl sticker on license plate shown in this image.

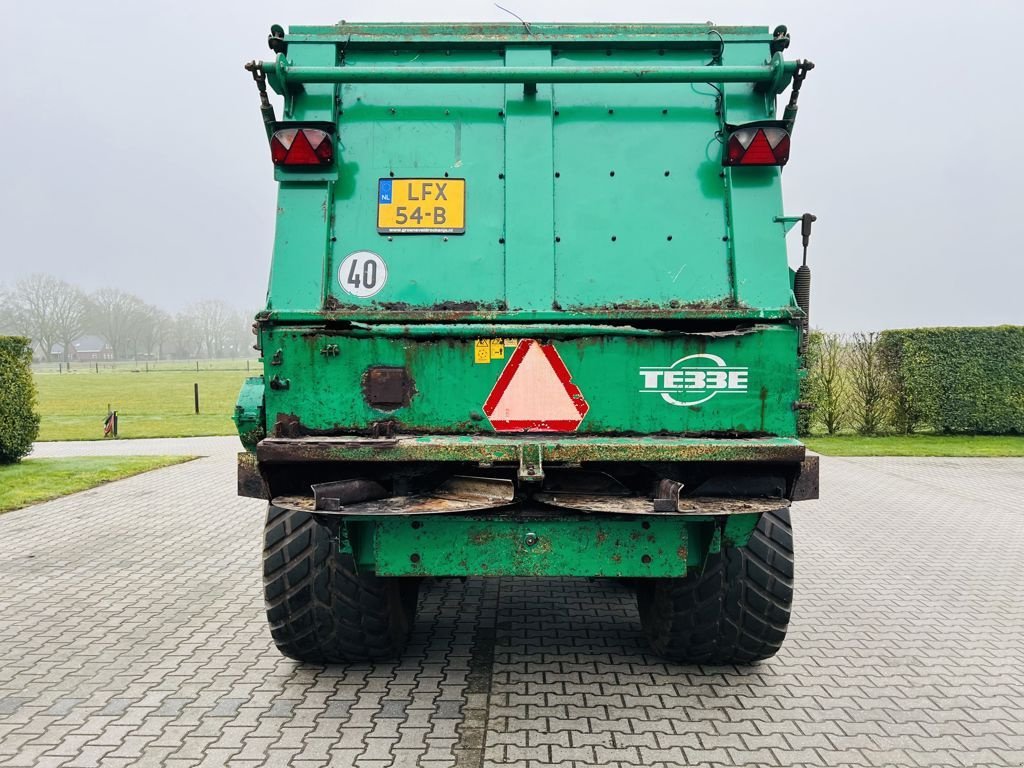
[377,178,466,234]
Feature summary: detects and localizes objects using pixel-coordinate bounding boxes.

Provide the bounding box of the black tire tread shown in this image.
[263,504,415,662]
[638,508,794,664]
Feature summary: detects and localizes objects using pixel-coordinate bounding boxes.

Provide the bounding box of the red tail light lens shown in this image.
[270,127,334,167]
[723,122,791,167]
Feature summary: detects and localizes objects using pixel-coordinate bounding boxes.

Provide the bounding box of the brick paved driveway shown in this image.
[2,443,1023,767]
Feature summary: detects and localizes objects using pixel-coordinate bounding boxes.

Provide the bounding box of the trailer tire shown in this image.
[637,508,794,664]
[262,504,418,662]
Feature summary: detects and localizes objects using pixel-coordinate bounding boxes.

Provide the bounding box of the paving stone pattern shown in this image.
[1,443,1023,767]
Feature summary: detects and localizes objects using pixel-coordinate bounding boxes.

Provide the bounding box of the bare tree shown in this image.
[7,275,87,363]
[848,332,889,435]
[171,310,204,359]
[137,307,172,360]
[191,300,237,358]
[6,275,58,359]
[809,332,849,435]
[3,275,256,363]
[52,285,89,369]
[86,288,149,360]
[225,309,257,359]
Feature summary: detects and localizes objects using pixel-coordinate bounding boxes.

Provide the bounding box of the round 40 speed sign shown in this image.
[338,251,388,298]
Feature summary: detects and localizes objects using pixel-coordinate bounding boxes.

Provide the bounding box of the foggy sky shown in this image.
[2,1,1021,333]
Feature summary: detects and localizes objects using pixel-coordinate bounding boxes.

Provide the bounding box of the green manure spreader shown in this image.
[236,21,819,662]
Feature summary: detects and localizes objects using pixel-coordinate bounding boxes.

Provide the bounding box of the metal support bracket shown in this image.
[652,479,684,512]
[774,215,802,234]
[334,519,354,557]
[312,479,388,512]
[518,444,544,483]
[753,52,794,96]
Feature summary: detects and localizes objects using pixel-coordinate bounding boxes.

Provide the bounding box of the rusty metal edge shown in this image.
[285,23,773,44]
[255,435,806,465]
[791,454,820,501]
[237,452,269,499]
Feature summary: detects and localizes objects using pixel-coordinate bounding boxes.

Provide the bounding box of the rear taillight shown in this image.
[270,127,334,167]
[723,121,790,167]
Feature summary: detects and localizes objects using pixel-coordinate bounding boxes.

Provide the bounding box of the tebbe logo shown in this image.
[639,353,749,407]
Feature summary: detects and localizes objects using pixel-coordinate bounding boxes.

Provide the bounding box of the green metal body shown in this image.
[261,325,798,435]
[237,22,813,578]
[343,512,758,578]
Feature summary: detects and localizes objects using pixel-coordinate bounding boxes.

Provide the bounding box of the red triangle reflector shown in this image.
[740,129,776,165]
[482,340,589,432]
[285,129,320,165]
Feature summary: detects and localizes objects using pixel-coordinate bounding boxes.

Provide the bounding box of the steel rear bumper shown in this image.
[255,434,807,464]
[238,435,818,501]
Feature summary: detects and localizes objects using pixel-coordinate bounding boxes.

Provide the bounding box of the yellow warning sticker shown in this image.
[474,339,512,363]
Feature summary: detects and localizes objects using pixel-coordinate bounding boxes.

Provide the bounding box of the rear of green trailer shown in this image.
[237,22,818,663]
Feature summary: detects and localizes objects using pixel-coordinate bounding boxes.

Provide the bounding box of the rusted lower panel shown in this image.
[256,435,806,465]
[791,454,820,500]
[237,452,269,499]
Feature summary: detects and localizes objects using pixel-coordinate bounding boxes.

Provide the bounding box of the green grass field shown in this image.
[34,365,259,441]
[0,456,195,513]
[804,434,1024,457]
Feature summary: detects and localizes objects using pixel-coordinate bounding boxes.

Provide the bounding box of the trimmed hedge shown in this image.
[0,336,40,463]
[878,326,1024,434]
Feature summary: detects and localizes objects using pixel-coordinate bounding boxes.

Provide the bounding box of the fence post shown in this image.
[194,383,200,415]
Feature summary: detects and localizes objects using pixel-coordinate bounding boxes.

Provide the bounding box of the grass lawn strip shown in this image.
[0,456,196,513]
[33,367,258,441]
[804,434,1024,457]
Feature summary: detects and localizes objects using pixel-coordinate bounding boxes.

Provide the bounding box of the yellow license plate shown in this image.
[377,178,466,234]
